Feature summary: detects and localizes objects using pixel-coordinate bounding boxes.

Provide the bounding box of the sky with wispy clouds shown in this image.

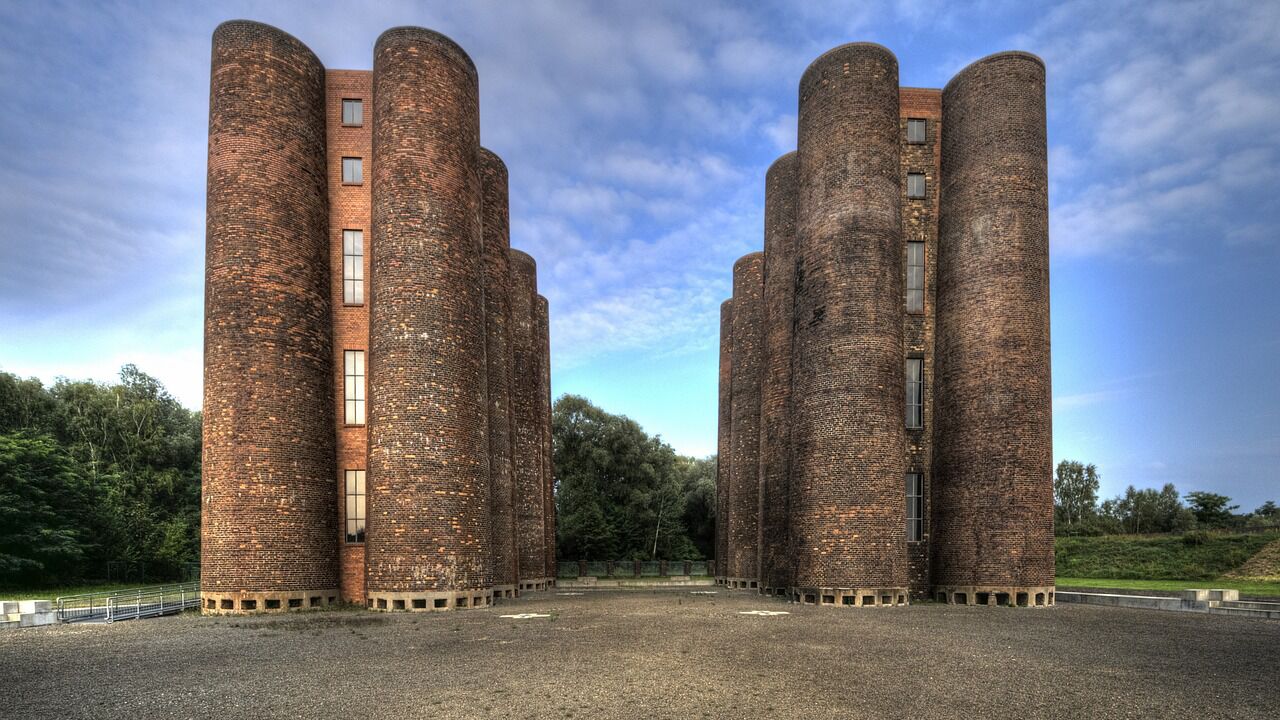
[1,1,1277,508]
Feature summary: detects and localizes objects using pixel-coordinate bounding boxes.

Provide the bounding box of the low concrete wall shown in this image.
[1058,589,1280,620]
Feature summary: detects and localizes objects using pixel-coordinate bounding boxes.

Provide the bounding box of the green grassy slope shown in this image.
[1056,531,1280,581]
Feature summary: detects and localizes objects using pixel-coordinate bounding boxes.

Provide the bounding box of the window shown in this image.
[907,173,926,199]
[342,99,363,126]
[906,472,924,541]
[907,118,926,144]
[906,240,925,313]
[343,230,364,304]
[906,357,923,429]
[345,470,366,543]
[344,350,365,425]
[342,157,363,184]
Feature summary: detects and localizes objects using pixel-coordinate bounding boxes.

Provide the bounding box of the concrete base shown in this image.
[366,588,493,612]
[557,577,716,589]
[790,586,910,607]
[724,576,759,590]
[491,584,517,601]
[1059,589,1280,620]
[519,577,553,593]
[0,599,58,629]
[933,585,1055,607]
[201,588,341,614]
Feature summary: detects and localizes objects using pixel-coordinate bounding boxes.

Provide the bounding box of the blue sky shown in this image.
[0,1,1276,509]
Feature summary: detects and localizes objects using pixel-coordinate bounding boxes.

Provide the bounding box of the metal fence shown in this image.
[57,582,201,623]
[557,560,716,579]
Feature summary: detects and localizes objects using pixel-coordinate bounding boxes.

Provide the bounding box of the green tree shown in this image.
[1185,491,1239,528]
[0,432,97,586]
[1101,483,1194,534]
[1053,460,1100,531]
[553,394,703,561]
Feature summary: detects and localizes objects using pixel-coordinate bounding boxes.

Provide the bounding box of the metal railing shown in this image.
[557,560,714,579]
[57,582,201,623]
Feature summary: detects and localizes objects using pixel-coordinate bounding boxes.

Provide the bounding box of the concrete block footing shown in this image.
[790,586,910,607]
[201,589,341,614]
[367,588,494,612]
[518,577,553,592]
[934,585,1055,607]
[724,576,760,591]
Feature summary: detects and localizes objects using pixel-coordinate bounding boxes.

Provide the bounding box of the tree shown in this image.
[1053,460,1100,530]
[1254,500,1279,519]
[1185,491,1238,528]
[553,394,704,561]
[0,432,97,586]
[1100,483,1194,534]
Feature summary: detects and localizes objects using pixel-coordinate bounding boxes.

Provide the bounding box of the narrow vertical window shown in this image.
[344,350,365,425]
[343,230,364,305]
[906,357,923,429]
[342,99,363,126]
[345,470,366,543]
[906,472,923,541]
[342,157,363,184]
[907,172,926,199]
[906,118,926,144]
[906,240,925,313]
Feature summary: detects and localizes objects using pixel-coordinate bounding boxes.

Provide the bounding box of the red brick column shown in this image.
[202,20,338,614]
[728,252,764,589]
[366,27,492,611]
[791,43,909,605]
[537,295,555,584]
[715,300,733,584]
[480,148,519,600]
[757,152,798,596]
[932,52,1054,608]
[509,250,548,591]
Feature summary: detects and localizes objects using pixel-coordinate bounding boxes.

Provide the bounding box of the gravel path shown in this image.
[1,589,1276,719]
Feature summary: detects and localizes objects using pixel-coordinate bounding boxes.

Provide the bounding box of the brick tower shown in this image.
[757,152,798,596]
[715,299,733,585]
[728,252,764,590]
[790,43,909,606]
[509,249,549,592]
[202,20,339,613]
[931,52,1054,607]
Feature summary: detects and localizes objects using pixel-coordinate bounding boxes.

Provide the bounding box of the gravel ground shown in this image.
[1,589,1276,719]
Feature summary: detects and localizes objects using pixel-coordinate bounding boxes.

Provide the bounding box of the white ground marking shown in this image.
[499,613,552,619]
[738,610,790,616]
[556,592,584,596]
[689,591,717,595]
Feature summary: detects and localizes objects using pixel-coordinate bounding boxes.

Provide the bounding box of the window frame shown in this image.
[906,471,924,542]
[345,469,366,544]
[343,229,364,306]
[906,118,926,144]
[906,172,926,199]
[344,350,366,426]
[342,157,363,185]
[341,98,363,127]
[905,357,924,430]
[906,240,925,314]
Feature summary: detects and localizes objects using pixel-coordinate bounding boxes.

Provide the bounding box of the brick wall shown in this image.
[899,87,941,596]
[366,27,492,599]
[325,69,372,604]
[537,296,555,581]
[202,20,338,604]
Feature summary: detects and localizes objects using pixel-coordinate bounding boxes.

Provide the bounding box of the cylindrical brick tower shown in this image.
[790,43,909,606]
[366,27,492,611]
[479,147,518,601]
[932,52,1054,608]
[757,152,798,596]
[202,20,338,614]
[728,252,764,590]
[509,249,548,591]
[537,295,556,585]
[715,300,733,584]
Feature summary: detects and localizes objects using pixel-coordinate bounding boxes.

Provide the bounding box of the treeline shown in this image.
[553,395,714,561]
[1054,460,1278,536]
[0,366,201,588]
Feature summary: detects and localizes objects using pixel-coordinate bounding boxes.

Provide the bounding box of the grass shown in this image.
[1056,576,1280,598]
[1055,531,1280,581]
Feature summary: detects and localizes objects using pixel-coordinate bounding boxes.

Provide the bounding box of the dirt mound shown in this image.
[1225,537,1280,581]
